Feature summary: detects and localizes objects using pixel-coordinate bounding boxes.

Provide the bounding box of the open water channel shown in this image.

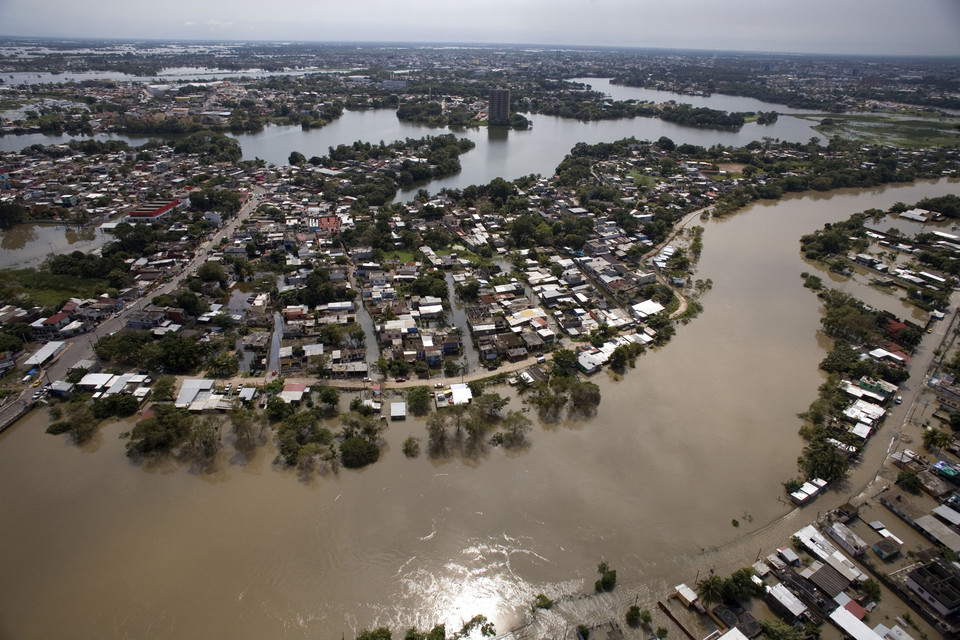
[1,177,957,639]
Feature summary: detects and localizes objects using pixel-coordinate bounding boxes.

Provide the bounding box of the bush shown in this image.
[595,561,617,592]
[340,436,380,468]
[533,594,554,611]
[896,469,922,494]
[402,436,420,458]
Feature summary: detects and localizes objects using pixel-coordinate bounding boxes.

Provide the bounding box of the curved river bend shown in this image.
[1,178,957,639]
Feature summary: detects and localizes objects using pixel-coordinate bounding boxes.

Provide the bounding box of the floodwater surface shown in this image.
[0,179,957,639]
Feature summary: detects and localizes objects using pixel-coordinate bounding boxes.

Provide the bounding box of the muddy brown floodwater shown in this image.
[0,179,957,640]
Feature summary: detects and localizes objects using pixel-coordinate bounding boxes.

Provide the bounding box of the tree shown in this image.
[207,352,239,378]
[46,401,99,444]
[861,578,881,602]
[407,386,432,416]
[798,439,850,483]
[696,574,725,607]
[123,404,195,460]
[471,392,508,421]
[896,469,923,494]
[608,346,628,372]
[197,261,228,285]
[230,408,261,455]
[340,436,380,468]
[266,396,294,421]
[318,386,340,411]
[151,375,176,402]
[923,427,953,453]
[501,411,532,448]
[625,605,641,626]
[758,620,806,640]
[533,594,554,611]
[426,412,449,455]
[595,561,617,593]
[356,628,392,640]
[550,348,578,377]
[443,359,461,378]
[569,381,601,416]
[402,436,420,458]
[184,416,221,468]
[288,151,306,166]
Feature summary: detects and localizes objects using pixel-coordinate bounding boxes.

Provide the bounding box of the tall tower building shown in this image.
[488,88,510,126]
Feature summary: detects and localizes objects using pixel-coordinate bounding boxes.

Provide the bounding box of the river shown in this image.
[1,178,956,639]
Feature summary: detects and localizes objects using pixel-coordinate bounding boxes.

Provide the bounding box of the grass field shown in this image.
[629,172,657,188]
[802,113,960,148]
[0,268,112,308]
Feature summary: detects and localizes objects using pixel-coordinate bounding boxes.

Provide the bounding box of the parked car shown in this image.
[395,377,406,383]
[895,395,903,404]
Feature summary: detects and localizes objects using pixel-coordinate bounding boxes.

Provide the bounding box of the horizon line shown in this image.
[2,35,960,60]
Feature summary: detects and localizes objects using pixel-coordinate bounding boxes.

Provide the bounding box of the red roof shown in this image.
[43,312,69,325]
[283,382,307,392]
[844,600,866,620]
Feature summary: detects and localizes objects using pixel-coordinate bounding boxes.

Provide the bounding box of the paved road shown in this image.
[29,187,268,388]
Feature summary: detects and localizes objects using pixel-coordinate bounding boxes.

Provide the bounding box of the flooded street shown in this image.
[0,179,958,639]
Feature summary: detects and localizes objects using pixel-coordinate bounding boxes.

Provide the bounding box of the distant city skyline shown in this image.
[2,0,960,57]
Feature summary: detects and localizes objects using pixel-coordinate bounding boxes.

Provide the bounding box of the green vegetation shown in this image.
[46,400,99,444]
[121,404,209,462]
[861,578,882,602]
[594,561,617,593]
[526,374,602,423]
[696,567,763,607]
[340,436,380,468]
[810,112,960,148]
[533,593,554,611]
[402,436,420,458]
[406,386,431,416]
[424,392,531,456]
[659,104,745,129]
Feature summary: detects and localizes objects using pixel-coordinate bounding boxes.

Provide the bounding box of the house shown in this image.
[31,312,71,340]
[906,560,960,617]
[765,583,808,624]
[0,351,16,373]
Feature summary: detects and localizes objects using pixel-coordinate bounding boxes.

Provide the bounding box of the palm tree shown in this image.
[923,427,953,453]
[696,574,725,608]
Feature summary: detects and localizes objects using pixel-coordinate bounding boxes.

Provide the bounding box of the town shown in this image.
[2,39,960,640]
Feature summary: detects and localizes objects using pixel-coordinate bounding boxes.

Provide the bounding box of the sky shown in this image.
[1,0,960,57]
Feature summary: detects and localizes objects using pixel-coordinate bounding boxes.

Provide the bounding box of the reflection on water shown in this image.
[0,223,37,251]
[0,223,111,268]
[65,227,96,245]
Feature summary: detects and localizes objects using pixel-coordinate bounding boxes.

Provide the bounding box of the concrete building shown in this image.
[488,88,510,125]
[906,560,960,617]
